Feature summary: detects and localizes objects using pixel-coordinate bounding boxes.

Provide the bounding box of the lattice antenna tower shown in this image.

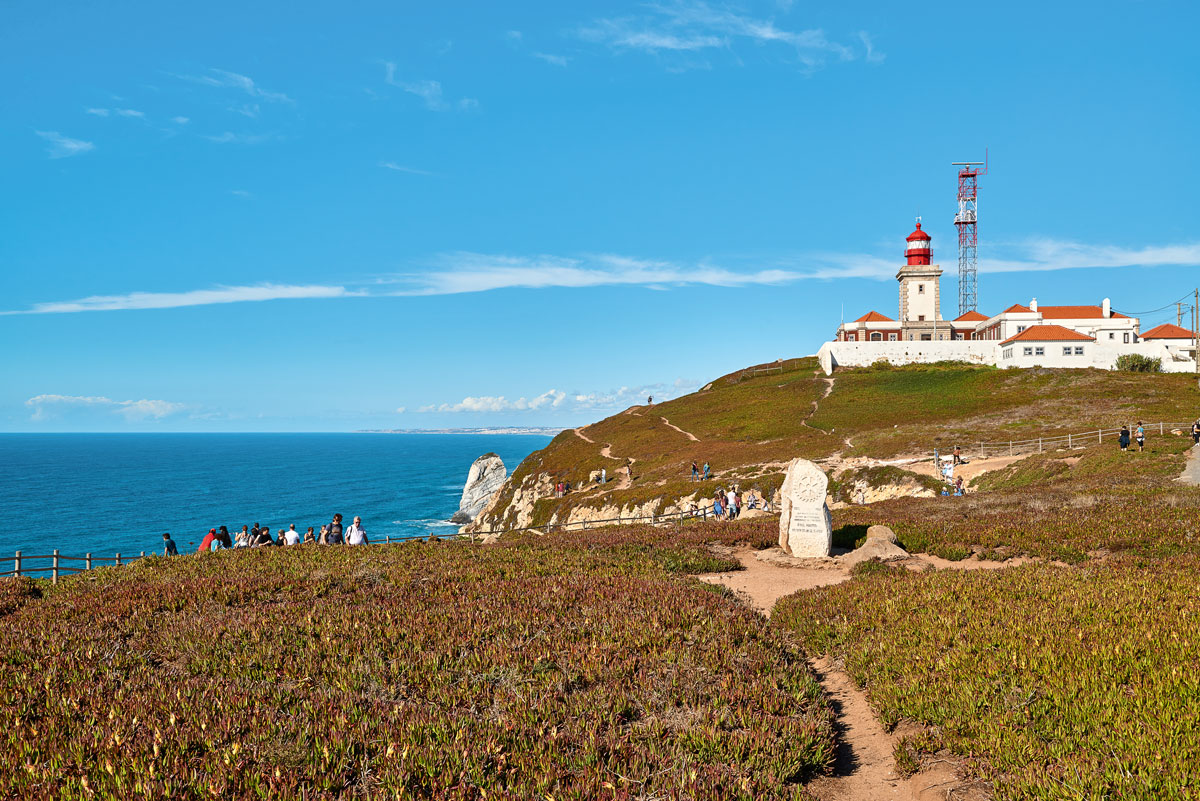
[952,151,988,316]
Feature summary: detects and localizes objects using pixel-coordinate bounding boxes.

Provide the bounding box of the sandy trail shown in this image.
[573,427,595,444]
[700,548,1007,800]
[908,453,1029,485]
[1179,443,1200,485]
[660,416,700,442]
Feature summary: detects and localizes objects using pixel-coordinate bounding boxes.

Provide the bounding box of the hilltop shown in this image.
[469,359,1200,533]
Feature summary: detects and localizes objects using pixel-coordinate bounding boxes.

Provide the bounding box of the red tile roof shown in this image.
[1002,303,1033,314]
[1141,323,1195,340]
[953,310,988,323]
[1038,305,1129,320]
[854,311,895,323]
[1001,324,1096,346]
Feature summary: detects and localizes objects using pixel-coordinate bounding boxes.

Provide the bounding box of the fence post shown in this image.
[86,553,92,571]
[1009,441,1012,456]
[1099,429,1102,443]
[1161,422,1164,435]
[115,553,122,566]
[1068,433,1072,449]
[139,551,145,560]
[52,549,60,584]
[1038,438,1042,453]
[14,551,21,577]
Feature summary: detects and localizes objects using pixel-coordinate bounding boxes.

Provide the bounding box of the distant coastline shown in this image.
[356,427,562,436]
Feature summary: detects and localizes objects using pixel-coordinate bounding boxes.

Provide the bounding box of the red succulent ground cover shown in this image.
[1,531,832,800]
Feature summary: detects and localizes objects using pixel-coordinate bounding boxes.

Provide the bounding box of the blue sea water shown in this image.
[0,434,551,559]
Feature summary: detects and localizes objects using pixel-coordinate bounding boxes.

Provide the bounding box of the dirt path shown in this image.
[801,374,836,436]
[1178,443,1200,485]
[660,416,700,442]
[699,548,1005,800]
[598,444,635,489]
[573,427,595,444]
[908,453,1028,486]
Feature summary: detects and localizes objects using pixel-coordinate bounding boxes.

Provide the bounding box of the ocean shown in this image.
[0,433,551,559]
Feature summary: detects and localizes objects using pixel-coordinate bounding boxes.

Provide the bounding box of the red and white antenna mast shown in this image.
[952,151,988,315]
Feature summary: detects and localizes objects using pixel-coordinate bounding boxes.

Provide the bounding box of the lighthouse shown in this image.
[897,219,944,340]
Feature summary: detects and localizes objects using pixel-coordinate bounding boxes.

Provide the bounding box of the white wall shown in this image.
[998,341,1194,372]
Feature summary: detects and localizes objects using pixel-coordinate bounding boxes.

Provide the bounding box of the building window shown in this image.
[1003,348,1013,359]
[955,333,964,340]
[1063,347,1072,356]
[1109,332,1115,340]
[1035,347,1045,356]
[870,332,882,341]
[918,284,925,294]
[1124,333,1130,343]
[1017,325,1026,333]
[848,334,856,342]
[1075,346,1084,355]
[1023,347,1033,356]
[888,333,897,341]
[918,315,925,322]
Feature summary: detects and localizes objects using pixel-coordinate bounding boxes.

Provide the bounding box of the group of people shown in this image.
[160,513,369,555]
[690,461,712,482]
[702,486,768,520]
[1119,422,1148,452]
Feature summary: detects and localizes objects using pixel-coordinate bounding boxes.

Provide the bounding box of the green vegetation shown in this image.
[1,524,833,800]
[1115,353,1163,372]
[833,435,1198,562]
[774,555,1200,800]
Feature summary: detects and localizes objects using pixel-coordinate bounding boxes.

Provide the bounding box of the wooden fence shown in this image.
[943,421,1194,459]
[732,359,809,382]
[1,550,146,583]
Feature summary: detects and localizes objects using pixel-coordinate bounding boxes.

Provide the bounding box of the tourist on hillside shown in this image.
[691,461,699,481]
[703,462,710,481]
[284,524,301,545]
[627,459,634,482]
[318,525,329,544]
[1136,421,1146,452]
[952,446,963,465]
[327,514,345,545]
[216,526,232,550]
[198,528,217,553]
[955,476,965,495]
[346,516,368,546]
[726,488,737,520]
[250,522,261,542]
[253,527,274,547]
[1119,425,1130,451]
[712,497,723,519]
[304,526,316,544]
[601,468,607,485]
[1192,420,1200,445]
[163,532,178,556]
[235,526,251,548]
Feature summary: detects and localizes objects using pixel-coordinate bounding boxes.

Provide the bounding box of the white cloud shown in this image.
[858,31,886,63]
[578,1,864,69]
[176,68,293,103]
[230,189,252,197]
[395,406,407,414]
[203,131,273,145]
[383,63,475,111]
[379,161,434,176]
[421,389,567,413]
[1,283,357,316]
[35,131,94,159]
[85,107,110,116]
[533,52,570,67]
[115,108,145,118]
[171,116,190,124]
[26,394,185,421]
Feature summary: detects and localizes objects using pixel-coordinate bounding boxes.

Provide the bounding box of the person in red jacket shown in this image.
[197,528,217,553]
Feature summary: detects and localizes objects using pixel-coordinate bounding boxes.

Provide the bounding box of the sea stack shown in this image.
[450,453,507,525]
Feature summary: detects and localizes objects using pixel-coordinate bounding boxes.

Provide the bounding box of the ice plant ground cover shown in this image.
[1,523,833,800]
[773,555,1200,800]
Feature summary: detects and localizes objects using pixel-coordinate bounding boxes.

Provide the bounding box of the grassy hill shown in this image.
[474,360,1200,531]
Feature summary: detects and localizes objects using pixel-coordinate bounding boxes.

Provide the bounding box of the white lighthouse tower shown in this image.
[897,219,944,341]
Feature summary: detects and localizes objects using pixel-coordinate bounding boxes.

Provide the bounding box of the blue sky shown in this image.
[3,0,1198,431]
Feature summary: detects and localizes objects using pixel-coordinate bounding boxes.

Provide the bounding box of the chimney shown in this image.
[1030,297,1038,312]
[1102,298,1112,318]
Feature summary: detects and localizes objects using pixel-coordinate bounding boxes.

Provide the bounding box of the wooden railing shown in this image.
[944,421,1193,459]
[1,550,146,583]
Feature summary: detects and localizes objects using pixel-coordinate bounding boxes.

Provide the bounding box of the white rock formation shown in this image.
[778,458,833,557]
[450,453,507,524]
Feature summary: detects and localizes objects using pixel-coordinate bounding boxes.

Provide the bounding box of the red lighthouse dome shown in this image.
[905,219,932,266]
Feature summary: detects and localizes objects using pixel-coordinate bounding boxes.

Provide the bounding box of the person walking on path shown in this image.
[1119,425,1131,452]
[326,514,345,545]
[691,461,699,482]
[601,468,606,485]
[626,459,634,482]
[1136,421,1146,452]
[1192,421,1200,445]
[346,516,368,545]
[703,462,710,481]
[952,446,962,466]
[163,532,178,556]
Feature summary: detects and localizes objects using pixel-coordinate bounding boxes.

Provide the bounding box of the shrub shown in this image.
[1115,354,1162,372]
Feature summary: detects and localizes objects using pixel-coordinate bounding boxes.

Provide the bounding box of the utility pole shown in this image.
[1178,302,1183,327]
[1194,289,1198,375]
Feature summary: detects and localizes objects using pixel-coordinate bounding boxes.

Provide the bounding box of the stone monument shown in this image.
[778,458,833,557]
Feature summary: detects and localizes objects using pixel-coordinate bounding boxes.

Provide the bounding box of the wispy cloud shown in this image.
[981,240,1200,275]
[230,189,252,197]
[85,108,110,117]
[533,52,570,67]
[419,389,567,413]
[1,283,357,316]
[26,394,185,421]
[383,63,476,111]
[578,1,868,70]
[35,131,94,159]
[176,68,293,103]
[171,116,190,124]
[379,161,434,176]
[203,131,274,145]
[858,31,886,63]
[86,107,146,119]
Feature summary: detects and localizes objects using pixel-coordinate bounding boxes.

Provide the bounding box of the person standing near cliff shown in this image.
[1135,421,1146,452]
[327,514,345,545]
[163,532,178,556]
[346,516,368,546]
[691,462,699,481]
[703,462,710,481]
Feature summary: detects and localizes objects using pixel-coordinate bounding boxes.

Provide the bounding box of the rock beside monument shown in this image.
[778,458,833,557]
[866,525,897,544]
[839,537,909,569]
[450,453,507,525]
